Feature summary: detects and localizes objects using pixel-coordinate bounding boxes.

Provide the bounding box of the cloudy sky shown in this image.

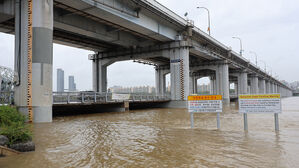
[0,0,298,91]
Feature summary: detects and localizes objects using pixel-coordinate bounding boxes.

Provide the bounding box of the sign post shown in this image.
[274,113,279,131]
[239,94,281,131]
[188,95,223,129]
[190,112,194,128]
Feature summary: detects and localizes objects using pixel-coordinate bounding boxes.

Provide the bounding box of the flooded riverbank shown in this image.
[1,97,299,167]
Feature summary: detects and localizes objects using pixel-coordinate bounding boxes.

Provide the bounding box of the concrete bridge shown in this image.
[0,0,292,122]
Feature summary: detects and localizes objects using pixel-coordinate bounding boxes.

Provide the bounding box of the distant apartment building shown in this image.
[109,85,155,94]
[68,76,76,91]
[57,69,64,92]
[197,84,211,94]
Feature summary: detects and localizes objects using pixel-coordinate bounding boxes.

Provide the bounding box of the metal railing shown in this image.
[0,91,14,105]
[0,91,170,105]
[52,92,170,104]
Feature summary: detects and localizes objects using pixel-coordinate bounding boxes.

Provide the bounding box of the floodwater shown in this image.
[1,97,299,168]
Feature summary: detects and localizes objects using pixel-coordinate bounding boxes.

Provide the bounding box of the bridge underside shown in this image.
[53,100,171,116]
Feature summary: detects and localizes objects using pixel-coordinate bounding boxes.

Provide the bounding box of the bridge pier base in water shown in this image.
[14,0,53,123]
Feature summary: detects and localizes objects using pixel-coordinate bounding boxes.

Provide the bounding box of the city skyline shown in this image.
[55,68,77,92]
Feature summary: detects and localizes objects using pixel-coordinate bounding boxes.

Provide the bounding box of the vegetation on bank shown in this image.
[0,106,32,145]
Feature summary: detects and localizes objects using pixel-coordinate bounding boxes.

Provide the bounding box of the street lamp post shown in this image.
[259,60,267,72]
[197,7,211,36]
[249,51,258,66]
[232,37,243,56]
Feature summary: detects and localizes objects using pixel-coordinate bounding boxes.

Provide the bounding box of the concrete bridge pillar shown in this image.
[92,60,107,93]
[155,68,169,96]
[270,83,274,93]
[14,0,53,122]
[273,83,277,93]
[259,79,266,94]
[250,76,259,94]
[169,45,190,100]
[238,72,248,94]
[234,81,238,95]
[213,77,217,94]
[90,54,115,93]
[209,76,216,94]
[216,63,230,105]
[189,75,197,94]
[266,81,271,93]
[194,77,198,94]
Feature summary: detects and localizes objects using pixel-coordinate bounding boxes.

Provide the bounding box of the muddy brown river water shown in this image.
[1,97,299,168]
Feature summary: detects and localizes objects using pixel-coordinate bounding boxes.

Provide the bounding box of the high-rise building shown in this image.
[68,76,76,91]
[57,69,64,92]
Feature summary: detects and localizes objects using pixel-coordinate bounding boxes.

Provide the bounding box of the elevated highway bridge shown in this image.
[0,0,292,122]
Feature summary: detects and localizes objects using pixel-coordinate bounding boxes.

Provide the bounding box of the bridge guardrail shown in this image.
[52,92,170,104]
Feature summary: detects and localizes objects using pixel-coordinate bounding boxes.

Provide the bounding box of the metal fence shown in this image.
[52,92,170,104]
[0,91,14,105]
[0,92,170,105]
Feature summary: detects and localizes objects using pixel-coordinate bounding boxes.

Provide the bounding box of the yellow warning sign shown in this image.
[239,94,280,99]
[188,95,222,101]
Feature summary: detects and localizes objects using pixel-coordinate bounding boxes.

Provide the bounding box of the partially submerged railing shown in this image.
[0,92,170,105]
[52,92,170,104]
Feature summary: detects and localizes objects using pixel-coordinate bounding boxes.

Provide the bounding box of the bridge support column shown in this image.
[238,72,248,94]
[234,81,238,95]
[259,79,266,94]
[194,77,198,94]
[14,0,53,122]
[90,54,115,93]
[189,75,197,94]
[216,63,230,105]
[250,76,259,94]
[155,68,168,96]
[210,76,216,94]
[266,81,271,93]
[271,83,275,93]
[169,45,190,101]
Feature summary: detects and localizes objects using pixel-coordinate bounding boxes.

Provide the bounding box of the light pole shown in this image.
[197,7,211,36]
[259,60,267,72]
[249,51,258,66]
[232,37,243,56]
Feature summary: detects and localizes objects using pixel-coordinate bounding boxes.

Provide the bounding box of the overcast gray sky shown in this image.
[0,0,298,91]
